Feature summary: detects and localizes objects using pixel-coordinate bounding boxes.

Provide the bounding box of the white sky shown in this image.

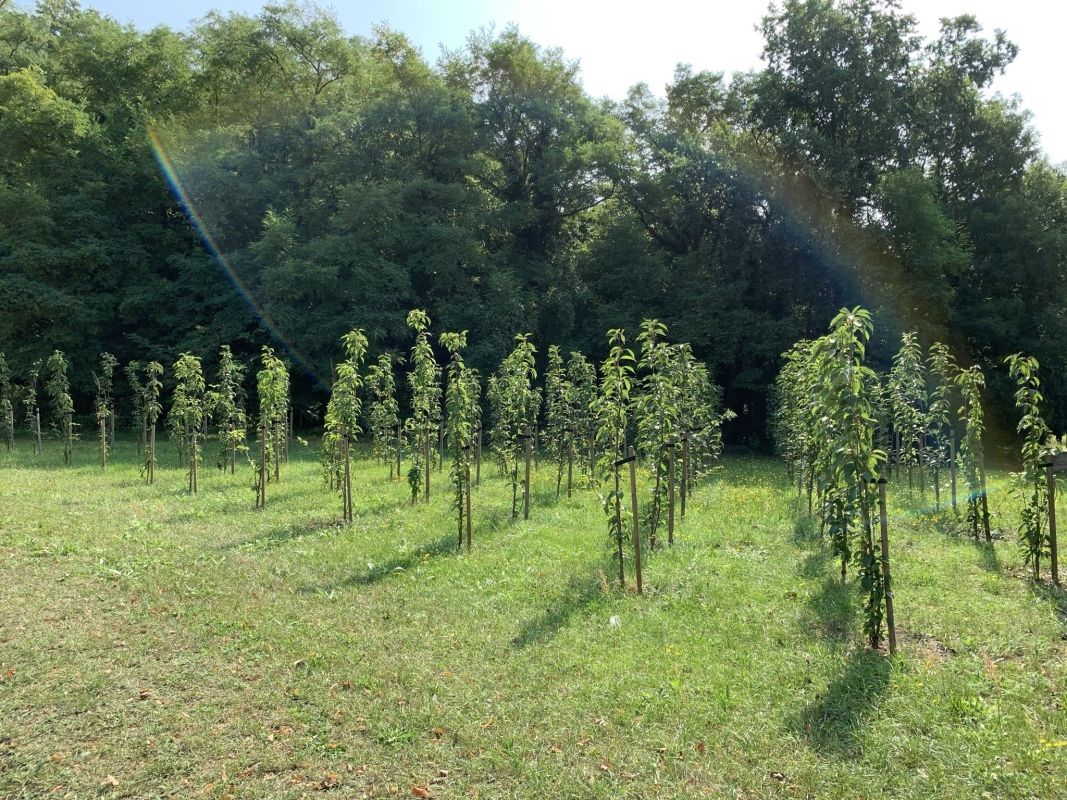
[88,0,1067,163]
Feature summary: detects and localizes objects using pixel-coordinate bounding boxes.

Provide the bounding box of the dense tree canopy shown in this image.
[2,0,1065,443]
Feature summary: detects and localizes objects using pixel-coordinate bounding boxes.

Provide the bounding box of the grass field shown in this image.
[1,435,1065,799]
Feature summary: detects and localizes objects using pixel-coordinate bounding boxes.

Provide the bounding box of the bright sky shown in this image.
[85,0,1067,163]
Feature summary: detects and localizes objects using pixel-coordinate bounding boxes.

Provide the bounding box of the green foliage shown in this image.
[1,1,1066,444]
[441,331,480,547]
[23,360,41,442]
[0,352,12,450]
[45,350,75,465]
[956,365,988,539]
[926,342,958,479]
[488,333,539,517]
[207,345,247,471]
[254,346,290,505]
[543,345,569,496]
[594,328,636,581]
[323,329,369,494]
[1004,354,1053,576]
[92,352,117,468]
[888,332,928,477]
[367,353,401,476]
[142,361,163,482]
[634,319,683,543]
[565,352,598,480]
[779,308,888,649]
[125,360,145,450]
[674,343,732,482]
[405,310,442,503]
[171,353,206,493]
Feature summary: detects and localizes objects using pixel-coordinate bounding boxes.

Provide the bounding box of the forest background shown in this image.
[2,0,1065,448]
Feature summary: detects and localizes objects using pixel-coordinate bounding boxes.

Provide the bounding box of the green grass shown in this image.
[1,435,1065,799]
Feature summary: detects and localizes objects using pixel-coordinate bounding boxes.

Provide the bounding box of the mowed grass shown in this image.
[0,435,1065,799]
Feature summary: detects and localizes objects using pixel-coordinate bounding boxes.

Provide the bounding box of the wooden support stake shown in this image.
[950,436,958,514]
[476,423,482,487]
[524,427,532,520]
[567,441,573,498]
[424,430,431,503]
[148,424,156,484]
[1048,464,1059,587]
[933,459,940,512]
[343,430,352,523]
[35,409,42,455]
[628,447,642,594]
[980,461,991,542]
[668,442,676,546]
[465,445,473,551]
[680,436,689,519]
[878,478,896,655]
[614,464,623,587]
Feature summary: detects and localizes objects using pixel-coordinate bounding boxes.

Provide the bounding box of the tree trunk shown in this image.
[629,447,642,594]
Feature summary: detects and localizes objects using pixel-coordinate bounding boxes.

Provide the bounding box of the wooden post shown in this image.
[7,406,13,451]
[1048,464,1059,587]
[257,423,267,508]
[614,463,623,587]
[524,426,532,521]
[109,404,115,448]
[476,422,482,488]
[464,444,473,551]
[99,416,107,468]
[190,429,198,494]
[680,436,689,519]
[950,436,958,514]
[396,420,402,482]
[534,428,539,470]
[148,423,156,485]
[35,408,42,455]
[668,442,676,546]
[457,449,464,549]
[877,478,896,655]
[273,423,281,482]
[424,429,431,503]
[342,429,352,524]
[980,460,991,542]
[933,458,940,512]
[567,441,573,498]
[918,439,925,496]
[628,447,642,594]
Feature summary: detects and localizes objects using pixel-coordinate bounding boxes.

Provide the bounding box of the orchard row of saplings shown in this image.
[0,312,732,592]
[773,307,1066,655]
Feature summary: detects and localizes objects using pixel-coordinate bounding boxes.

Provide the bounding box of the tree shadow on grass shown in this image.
[510,567,610,649]
[790,648,891,757]
[808,575,855,641]
[307,533,458,593]
[302,504,518,594]
[218,515,343,550]
[975,540,1001,574]
[217,497,407,550]
[1029,578,1067,622]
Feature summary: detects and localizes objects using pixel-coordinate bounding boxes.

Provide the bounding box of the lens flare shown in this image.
[147,127,327,389]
